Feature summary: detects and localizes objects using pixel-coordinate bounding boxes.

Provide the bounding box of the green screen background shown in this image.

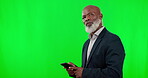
[0,0,148,78]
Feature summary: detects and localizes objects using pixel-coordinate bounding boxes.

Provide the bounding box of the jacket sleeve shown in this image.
[82,37,125,78]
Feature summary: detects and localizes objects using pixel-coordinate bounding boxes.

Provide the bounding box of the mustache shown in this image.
[85,19,101,26]
[85,22,93,26]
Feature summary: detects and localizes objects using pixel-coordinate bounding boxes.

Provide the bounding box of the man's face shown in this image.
[82,6,101,33]
[82,9,98,27]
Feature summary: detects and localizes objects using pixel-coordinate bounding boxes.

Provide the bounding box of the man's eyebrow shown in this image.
[88,12,94,14]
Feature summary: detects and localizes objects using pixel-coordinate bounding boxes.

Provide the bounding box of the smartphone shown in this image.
[60,63,73,69]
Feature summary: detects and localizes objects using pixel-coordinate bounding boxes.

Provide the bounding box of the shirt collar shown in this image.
[88,26,105,39]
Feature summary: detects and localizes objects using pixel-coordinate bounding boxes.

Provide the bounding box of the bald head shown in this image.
[82,5,103,33]
[83,5,101,16]
[82,5,103,22]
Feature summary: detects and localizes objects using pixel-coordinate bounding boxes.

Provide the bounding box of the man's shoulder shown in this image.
[103,29,121,41]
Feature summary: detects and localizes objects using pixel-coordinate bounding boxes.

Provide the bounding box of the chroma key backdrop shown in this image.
[0,0,148,78]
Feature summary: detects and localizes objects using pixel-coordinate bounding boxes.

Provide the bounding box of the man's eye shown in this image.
[90,13,94,16]
[82,16,86,19]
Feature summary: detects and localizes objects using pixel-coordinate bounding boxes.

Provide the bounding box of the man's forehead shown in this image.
[82,9,95,15]
[82,5,100,15]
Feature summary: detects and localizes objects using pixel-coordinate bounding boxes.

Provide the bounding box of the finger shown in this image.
[70,67,79,71]
[68,67,77,71]
[69,67,77,70]
[67,68,72,71]
[68,62,76,67]
[68,67,74,71]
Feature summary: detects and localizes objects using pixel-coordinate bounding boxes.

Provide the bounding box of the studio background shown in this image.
[0,0,148,78]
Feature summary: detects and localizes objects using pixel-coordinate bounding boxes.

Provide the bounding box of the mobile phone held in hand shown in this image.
[60,63,73,69]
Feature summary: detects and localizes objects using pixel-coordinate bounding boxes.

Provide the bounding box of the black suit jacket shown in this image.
[82,28,125,78]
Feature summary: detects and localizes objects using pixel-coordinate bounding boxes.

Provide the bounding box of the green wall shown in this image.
[0,0,148,78]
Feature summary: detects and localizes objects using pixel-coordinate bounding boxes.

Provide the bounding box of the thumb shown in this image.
[68,62,76,67]
[69,67,77,70]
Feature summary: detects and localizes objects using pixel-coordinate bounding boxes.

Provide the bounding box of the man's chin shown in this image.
[85,24,99,33]
[85,26,94,33]
[84,19,101,33]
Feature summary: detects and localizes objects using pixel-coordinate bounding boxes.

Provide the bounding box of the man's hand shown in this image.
[69,67,84,78]
[64,62,76,77]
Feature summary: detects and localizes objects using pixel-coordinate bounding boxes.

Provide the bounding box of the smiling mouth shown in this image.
[86,22,93,27]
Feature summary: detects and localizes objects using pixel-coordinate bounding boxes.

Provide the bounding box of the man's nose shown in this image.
[85,16,90,22]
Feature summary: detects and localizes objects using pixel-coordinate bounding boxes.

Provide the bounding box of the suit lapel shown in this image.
[82,39,90,67]
[85,28,107,67]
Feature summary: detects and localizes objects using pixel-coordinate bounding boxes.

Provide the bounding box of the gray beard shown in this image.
[85,19,101,33]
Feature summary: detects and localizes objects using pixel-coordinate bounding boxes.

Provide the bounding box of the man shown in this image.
[65,5,125,78]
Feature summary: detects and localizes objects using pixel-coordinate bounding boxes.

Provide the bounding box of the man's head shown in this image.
[82,5,103,33]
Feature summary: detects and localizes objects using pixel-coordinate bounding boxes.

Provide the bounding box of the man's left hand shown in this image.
[69,67,83,78]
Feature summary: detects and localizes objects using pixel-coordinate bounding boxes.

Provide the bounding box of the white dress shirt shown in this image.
[87,26,105,61]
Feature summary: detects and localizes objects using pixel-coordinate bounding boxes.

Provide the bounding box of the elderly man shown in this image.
[65,5,125,78]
